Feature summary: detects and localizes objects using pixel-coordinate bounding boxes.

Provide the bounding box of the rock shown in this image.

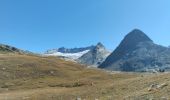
[2,67,6,70]
[158,68,165,72]
[76,97,81,100]
[148,84,158,91]
[78,42,110,67]
[148,83,168,91]
[158,83,168,89]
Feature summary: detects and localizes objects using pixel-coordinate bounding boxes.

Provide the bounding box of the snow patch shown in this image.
[44,50,90,60]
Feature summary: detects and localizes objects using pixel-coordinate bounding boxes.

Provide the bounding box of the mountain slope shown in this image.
[0,44,23,53]
[78,42,110,67]
[0,54,170,100]
[0,53,122,99]
[45,46,95,54]
[44,46,95,60]
[0,44,35,55]
[99,29,170,72]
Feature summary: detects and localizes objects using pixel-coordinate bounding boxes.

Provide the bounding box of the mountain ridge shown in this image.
[99,29,170,72]
[0,44,34,55]
[78,42,111,67]
[45,45,95,54]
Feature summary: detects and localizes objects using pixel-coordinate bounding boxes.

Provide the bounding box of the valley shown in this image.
[1,29,170,100]
[0,54,169,100]
[2,0,170,99]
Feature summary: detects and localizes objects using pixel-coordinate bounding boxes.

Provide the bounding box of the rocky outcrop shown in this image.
[78,42,110,67]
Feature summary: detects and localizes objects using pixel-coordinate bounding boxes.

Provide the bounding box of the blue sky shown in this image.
[0,0,170,53]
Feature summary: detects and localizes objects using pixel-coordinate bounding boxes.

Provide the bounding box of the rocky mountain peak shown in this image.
[99,29,153,69]
[78,42,110,67]
[114,29,153,53]
[96,42,104,48]
[99,29,170,72]
[124,29,153,44]
[94,42,106,52]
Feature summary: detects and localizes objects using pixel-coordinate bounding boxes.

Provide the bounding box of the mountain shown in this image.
[0,44,23,53]
[44,43,110,66]
[99,29,170,72]
[44,46,95,60]
[1,52,170,100]
[0,44,32,54]
[45,46,95,54]
[78,42,111,67]
[0,44,36,55]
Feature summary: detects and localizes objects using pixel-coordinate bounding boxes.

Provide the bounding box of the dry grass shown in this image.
[0,54,170,100]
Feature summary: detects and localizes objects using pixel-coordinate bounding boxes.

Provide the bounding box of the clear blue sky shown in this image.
[0,0,170,53]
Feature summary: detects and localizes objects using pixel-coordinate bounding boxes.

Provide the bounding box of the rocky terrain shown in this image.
[44,46,95,60]
[0,44,34,55]
[0,44,24,54]
[45,43,110,67]
[45,46,95,54]
[78,42,110,67]
[99,29,170,72]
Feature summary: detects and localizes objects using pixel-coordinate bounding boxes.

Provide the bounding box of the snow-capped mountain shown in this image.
[44,46,95,60]
[45,50,90,60]
[45,46,95,54]
[44,43,111,66]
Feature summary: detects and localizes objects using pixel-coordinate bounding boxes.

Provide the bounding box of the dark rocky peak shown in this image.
[124,29,153,44]
[78,42,110,66]
[116,29,153,53]
[57,47,67,53]
[96,42,104,47]
[92,42,107,54]
[95,42,105,49]
[99,29,153,68]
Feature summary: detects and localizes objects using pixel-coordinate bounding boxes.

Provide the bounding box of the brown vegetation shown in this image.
[0,54,170,100]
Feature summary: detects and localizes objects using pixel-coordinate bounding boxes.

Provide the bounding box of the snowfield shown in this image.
[44,50,90,60]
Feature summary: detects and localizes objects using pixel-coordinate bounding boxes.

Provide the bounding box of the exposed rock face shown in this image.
[78,42,110,67]
[0,44,24,53]
[148,83,168,91]
[0,44,34,55]
[99,29,170,72]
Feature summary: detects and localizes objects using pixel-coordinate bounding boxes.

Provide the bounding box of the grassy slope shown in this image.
[0,54,170,100]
